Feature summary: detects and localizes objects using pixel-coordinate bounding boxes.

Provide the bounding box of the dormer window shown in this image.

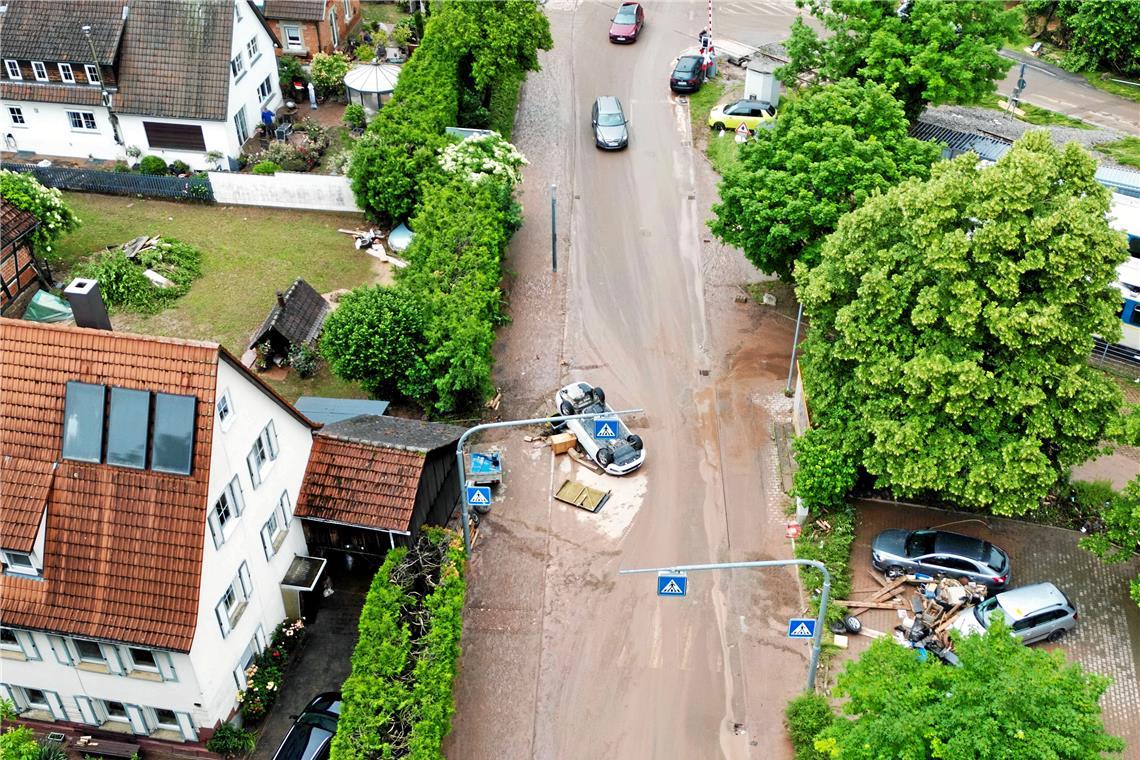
[58,63,75,83]
[85,65,100,85]
[31,61,47,81]
[0,628,21,651]
[2,550,38,577]
[4,60,21,79]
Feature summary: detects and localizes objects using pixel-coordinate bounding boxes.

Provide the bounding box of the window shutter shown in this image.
[279,490,293,525]
[231,476,246,515]
[125,704,148,735]
[157,651,179,682]
[260,523,274,561]
[74,696,99,724]
[0,684,17,708]
[15,630,41,660]
[266,420,279,459]
[233,662,247,690]
[208,509,224,550]
[45,691,68,720]
[47,634,74,665]
[175,712,198,742]
[255,624,268,652]
[238,561,253,598]
[247,450,262,487]
[104,643,126,675]
[215,598,232,637]
[7,686,28,710]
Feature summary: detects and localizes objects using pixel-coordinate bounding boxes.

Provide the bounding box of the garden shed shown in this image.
[343,62,401,115]
[293,414,465,559]
[0,199,47,315]
[248,278,330,364]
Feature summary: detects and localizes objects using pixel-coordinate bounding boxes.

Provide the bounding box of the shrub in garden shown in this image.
[278,54,307,92]
[112,160,131,173]
[0,725,39,760]
[310,52,351,98]
[205,723,256,758]
[353,43,375,61]
[439,132,528,187]
[785,693,833,760]
[253,160,281,175]
[288,343,319,377]
[139,155,168,175]
[75,237,203,313]
[169,159,191,175]
[0,170,79,261]
[344,103,367,130]
[251,141,312,172]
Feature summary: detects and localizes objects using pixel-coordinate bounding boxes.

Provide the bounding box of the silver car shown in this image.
[951,582,1078,644]
[592,96,629,150]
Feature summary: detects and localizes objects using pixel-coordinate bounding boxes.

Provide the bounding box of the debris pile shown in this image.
[337,227,408,268]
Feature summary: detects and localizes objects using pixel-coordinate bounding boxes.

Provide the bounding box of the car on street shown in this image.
[871,528,1011,591]
[950,582,1078,644]
[271,692,342,760]
[555,381,644,475]
[609,2,644,43]
[707,98,776,134]
[670,55,704,93]
[592,96,629,150]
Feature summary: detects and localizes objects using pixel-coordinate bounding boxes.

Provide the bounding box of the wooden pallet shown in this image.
[554,479,610,513]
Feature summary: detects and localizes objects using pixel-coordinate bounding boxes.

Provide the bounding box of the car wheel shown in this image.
[712,121,726,132]
[844,616,862,634]
[593,386,606,405]
[1047,629,1066,643]
[885,566,905,580]
[596,448,614,467]
[627,434,643,451]
[559,400,575,418]
[473,498,492,516]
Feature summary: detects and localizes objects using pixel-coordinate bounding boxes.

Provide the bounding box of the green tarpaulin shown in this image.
[24,290,73,323]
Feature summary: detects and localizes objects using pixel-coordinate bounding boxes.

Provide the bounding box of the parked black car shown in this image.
[871,529,1011,591]
[670,55,703,93]
[271,692,342,760]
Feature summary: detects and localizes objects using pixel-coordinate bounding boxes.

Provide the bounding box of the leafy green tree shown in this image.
[782,0,1020,120]
[811,620,1124,758]
[1061,0,1140,76]
[1079,477,1140,607]
[792,426,859,510]
[442,0,553,92]
[319,285,431,399]
[797,132,1127,516]
[309,52,351,98]
[0,726,39,760]
[710,79,938,280]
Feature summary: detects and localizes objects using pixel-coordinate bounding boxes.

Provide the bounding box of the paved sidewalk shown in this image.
[845,500,1140,756]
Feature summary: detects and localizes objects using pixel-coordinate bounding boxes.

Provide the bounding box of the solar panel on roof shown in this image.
[106,387,150,469]
[151,393,196,475]
[61,382,105,463]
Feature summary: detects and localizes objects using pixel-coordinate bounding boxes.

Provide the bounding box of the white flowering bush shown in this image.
[0,170,80,261]
[438,132,528,188]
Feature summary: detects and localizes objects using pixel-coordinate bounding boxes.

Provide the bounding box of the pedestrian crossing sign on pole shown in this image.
[594,418,619,439]
[657,571,688,597]
[465,486,492,507]
[787,618,816,639]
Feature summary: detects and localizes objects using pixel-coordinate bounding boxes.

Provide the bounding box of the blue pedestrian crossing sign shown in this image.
[594,418,619,439]
[787,618,816,639]
[465,486,492,507]
[657,571,688,597]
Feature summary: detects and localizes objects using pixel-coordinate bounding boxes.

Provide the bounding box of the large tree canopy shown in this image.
[797,132,1127,516]
[811,622,1124,759]
[710,79,938,280]
[782,0,1019,120]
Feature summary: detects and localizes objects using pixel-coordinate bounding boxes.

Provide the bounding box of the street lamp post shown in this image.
[81,24,121,144]
[784,302,803,396]
[620,558,832,692]
[455,407,643,555]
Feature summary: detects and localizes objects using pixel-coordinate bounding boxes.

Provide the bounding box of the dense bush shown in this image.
[278,54,307,92]
[75,237,203,313]
[488,66,526,139]
[0,170,80,261]
[792,428,858,511]
[785,693,833,760]
[250,141,314,172]
[793,506,855,625]
[344,103,367,130]
[253,160,280,175]
[353,43,375,62]
[139,155,168,175]
[288,343,320,378]
[169,159,191,175]
[205,723,256,758]
[310,52,351,99]
[330,530,466,760]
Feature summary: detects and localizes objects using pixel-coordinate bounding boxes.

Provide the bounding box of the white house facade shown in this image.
[0,0,282,171]
[0,317,319,749]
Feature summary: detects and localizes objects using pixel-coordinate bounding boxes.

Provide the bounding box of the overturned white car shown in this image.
[554,381,645,475]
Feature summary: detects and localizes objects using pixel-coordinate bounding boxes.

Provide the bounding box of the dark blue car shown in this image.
[271,692,342,760]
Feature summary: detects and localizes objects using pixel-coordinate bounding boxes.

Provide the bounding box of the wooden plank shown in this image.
[831,600,907,611]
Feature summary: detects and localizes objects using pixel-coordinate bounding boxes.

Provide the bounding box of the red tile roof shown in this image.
[295,434,425,532]
[0,456,53,553]
[0,199,40,251]
[0,318,218,651]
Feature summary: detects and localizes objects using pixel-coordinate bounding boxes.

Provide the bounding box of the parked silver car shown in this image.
[592,96,629,150]
[871,528,1010,591]
[951,582,1078,644]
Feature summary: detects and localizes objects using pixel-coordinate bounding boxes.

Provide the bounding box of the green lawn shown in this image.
[1016,101,1095,129]
[1094,136,1140,170]
[54,193,377,399]
[359,1,411,29]
[688,79,744,175]
[1083,71,1140,104]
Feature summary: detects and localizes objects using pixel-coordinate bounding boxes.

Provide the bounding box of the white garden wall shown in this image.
[208,171,363,213]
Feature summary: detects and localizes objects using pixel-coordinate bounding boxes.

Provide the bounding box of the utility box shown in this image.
[550,432,578,455]
[744,57,781,106]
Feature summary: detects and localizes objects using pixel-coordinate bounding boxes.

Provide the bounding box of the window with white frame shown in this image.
[67,110,97,131]
[230,53,245,80]
[234,106,249,144]
[260,509,287,560]
[31,61,47,81]
[152,707,179,731]
[329,9,340,47]
[232,628,264,689]
[344,0,353,18]
[2,550,37,576]
[4,59,21,79]
[0,627,21,651]
[246,36,260,61]
[208,475,244,550]
[74,639,107,664]
[215,562,253,637]
[234,0,242,21]
[282,24,303,50]
[23,688,49,711]
[58,63,75,83]
[7,107,24,126]
[278,489,294,524]
[246,420,279,487]
[257,75,272,102]
[102,700,130,723]
[85,64,100,84]
[127,647,159,673]
[217,390,234,427]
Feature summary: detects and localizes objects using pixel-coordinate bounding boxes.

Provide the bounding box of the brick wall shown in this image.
[273,0,361,60]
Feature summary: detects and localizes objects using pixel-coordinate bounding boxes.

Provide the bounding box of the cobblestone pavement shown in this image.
[844,500,1140,757]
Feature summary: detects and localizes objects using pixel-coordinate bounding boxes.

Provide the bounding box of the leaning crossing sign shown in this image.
[787,618,816,639]
[594,418,619,439]
[465,485,492,508]
[657,571,688,597]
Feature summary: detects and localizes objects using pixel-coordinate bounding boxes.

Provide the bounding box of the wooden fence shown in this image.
[2,162,214,202]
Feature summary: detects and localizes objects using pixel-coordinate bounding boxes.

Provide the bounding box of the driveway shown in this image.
[847,499,1140,754]
[249,561,369,760]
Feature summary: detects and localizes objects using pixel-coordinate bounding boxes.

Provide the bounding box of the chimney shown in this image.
[64,278,113,331]
[276,291,287,308]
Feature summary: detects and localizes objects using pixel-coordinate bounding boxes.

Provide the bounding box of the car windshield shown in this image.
[974,597,1010,628]
[614,7,636,22]
[597,111,624,127]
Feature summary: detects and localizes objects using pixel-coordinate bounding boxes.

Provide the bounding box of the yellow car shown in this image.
[708,99,777,134]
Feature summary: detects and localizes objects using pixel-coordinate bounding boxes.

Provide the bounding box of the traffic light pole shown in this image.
[619,559,832,692]
[456,407,643,555]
